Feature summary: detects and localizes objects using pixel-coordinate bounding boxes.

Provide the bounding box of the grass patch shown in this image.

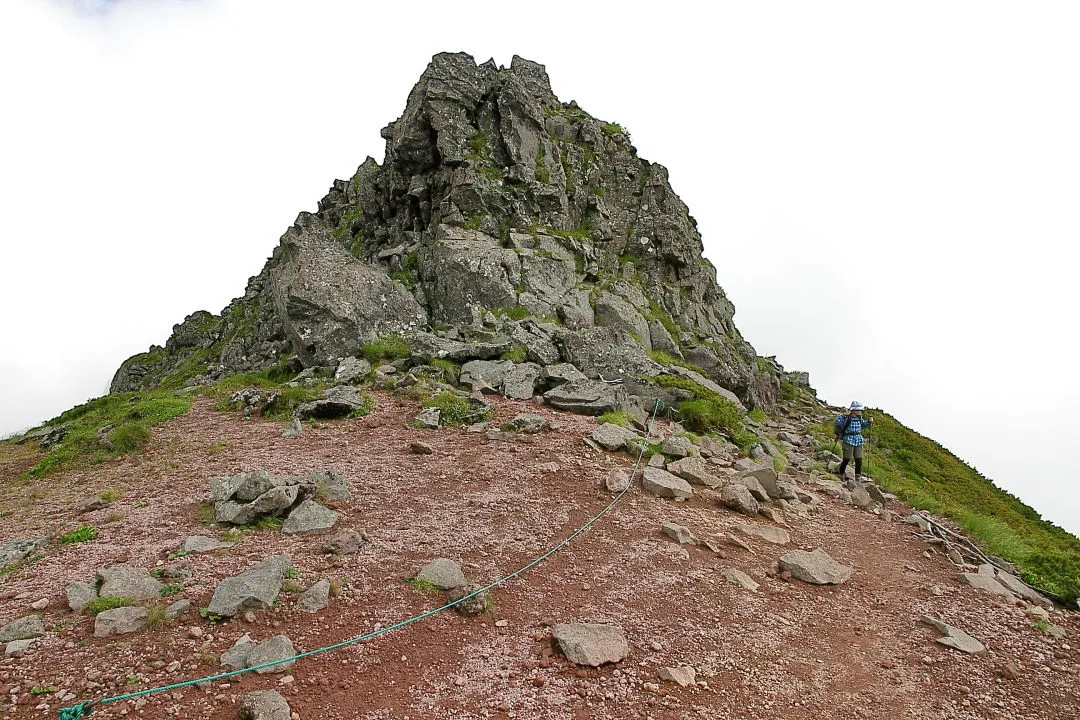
[500,345,528,363]
[360,334,410,363]
[596,411,632,428]
[25,391,192,479]
[60,525,98,544]
[85,596,131,615]
[195,503,216,525]
[103,512,124,524]
[146,604,169,629]
[748,408,768,423]
[407,578,439,594]
[347,394,376,419]
[207,441,229,456]
[646,350,702,373]
[422,391,481,426]
[492,305,530,321]
[625,438,663,458]
[430,358,460,384]
[99,488,121,503]
[160,583,182,597]
[845,409,1080,603]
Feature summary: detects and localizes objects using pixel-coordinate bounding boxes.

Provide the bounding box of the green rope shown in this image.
[58,401,662,719]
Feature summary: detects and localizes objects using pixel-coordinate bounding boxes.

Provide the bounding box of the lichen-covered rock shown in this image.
[96,565,163,601]
[415,558,467,591]
[282,500,338,536]
[240,690,292,720]
[0,615,44,643]
[205,556,290,617]
[94,607,149,637]
[720,483,760,516]
[543,379,623,415]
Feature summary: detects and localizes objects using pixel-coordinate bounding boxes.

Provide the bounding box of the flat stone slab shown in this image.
[590,423,640,451]
[0,615,45,643]
[661,522,695,545]
[415,558,467,591]
[282,500,338,536]
[920,616,986,654]
[666,457,722,488]
[182,535,236,554]
[779,549,853,585]
[722,568,759,591]
[205,555,290,617]
[994,570,1052,606]
[552,623,629,666]
[958,572,1014,598]
[735,524,791,546]
[5,639,36,656]
[96,564,163,600]
[658,665,697,687]
[94,607,149,637]
[642,468,693,499]
[0,537,47,570]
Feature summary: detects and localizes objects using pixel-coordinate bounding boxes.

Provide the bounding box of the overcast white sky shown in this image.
[1,0,1077,533]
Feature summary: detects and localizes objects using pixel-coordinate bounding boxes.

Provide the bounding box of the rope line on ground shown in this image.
[58,400,662,719]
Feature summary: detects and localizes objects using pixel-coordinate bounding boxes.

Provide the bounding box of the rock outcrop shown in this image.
[109,52,782,412]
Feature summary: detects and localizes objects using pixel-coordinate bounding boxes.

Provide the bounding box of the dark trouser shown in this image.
[838,441,864,476]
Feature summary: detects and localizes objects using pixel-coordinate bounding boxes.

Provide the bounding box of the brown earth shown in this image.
[1,393,1077,719]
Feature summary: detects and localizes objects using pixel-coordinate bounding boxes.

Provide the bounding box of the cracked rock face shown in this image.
[109,52,780,412]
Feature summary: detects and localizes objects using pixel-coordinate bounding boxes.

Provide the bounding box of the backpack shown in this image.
[833,414,854,441]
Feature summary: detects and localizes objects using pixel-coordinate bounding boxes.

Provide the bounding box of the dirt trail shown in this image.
[1,394,1077,719]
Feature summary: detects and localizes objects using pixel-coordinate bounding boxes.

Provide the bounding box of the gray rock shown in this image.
[94,607,150,637]
[720,484,760,516]
[415,558,467,591]
[5,639,36,656]
[735,524,791,545]
[995,570,1052,606]
[665,456,722,488]
[779,549,853,585]
[594,291,651,349]
[205,555,290,617]
[294,385,371,420]
[590,423,640,452]
[0,615,45,643]
[556,326,660,383]
[730,473,770,502]
[642,467,694,499]
[310,469,349,502]
[240,690,292,720]
[96,565,164,601]
[334,357,372,385]
[658,665,697,688]
[738,468,780,498]
[215,485,300,525]
[722,568,759,591]
[221,634,256,669]
[605,469,630,493]
[552,623,629,666]
[323,529,363,555]
[447,583,488,616]
[920,616,986,654]
[958,572,1014,598]
[647,453,666,468]
[248,635,297,674]
[543,379,622,416]
[540,363,588,388]
[864,483,888,505]
[663,366,747,413]
[282,418,302,438]
[661,522,695,545]
[165,599,191,620]
[181,535,235,554]
[905,513,930,532]
[660,435,693,458]
[848,485,874,509]
[508,413,549,433]
[297,580,332,613]
[0,537,47,571]
[282,500,338,536]
[415,407,441,429]
[773,479,802,501]
[733,458,765,472]
[66,581,98,612]
[503,362,542,399]
[460,360,514,390]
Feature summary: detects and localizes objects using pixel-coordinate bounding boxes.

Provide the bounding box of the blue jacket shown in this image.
[835,413,871,447]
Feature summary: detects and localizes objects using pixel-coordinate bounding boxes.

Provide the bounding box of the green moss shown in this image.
[779,381,799,403]
[463,214,484,231]
[602,122,627,137]
[747,408,768,423]
[646,350,702,373]
[596,411,632,428]
[99,488,121,503]
[500,345,528,363]
[430,358,461,385]
[478,166,503,181]
[26,391,192,479]
[465,132,491,162]
[360,334,410,363]
[492,306,530,321]
[422,391,481,426]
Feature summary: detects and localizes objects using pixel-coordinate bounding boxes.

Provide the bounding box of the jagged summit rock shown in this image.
[109,52,784,411]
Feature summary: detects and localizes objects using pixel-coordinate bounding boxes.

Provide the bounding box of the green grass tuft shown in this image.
[492,306,530,321]
[60,525,98,544]
[500,345,528,363]
[99,488,121,503]
[85,596,131,615]
[360,334,410,363]
[748,408,768,423]
[422,391,480,426]
[596,411,632,428]
[407,577,439,594]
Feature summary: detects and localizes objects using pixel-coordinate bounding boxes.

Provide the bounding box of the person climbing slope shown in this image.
[835,401,873,479]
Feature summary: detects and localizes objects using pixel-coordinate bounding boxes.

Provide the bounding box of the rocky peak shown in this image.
[111,52,781,409]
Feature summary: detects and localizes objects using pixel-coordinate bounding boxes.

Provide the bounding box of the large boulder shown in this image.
[294,385,370,420]
[502,362,542,399]
[779,549,853,585]
[334,357,372,384]
[205,556,290,617]
[543,379,623,415]
[266,214,427,367]
[642,467,694,499]
[555,327,660,381]
[215,485,300,525]
[460,360,513,390]
[552,623,629,666]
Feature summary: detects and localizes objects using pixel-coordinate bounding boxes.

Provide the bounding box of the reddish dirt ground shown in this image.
[1,393,1077,719]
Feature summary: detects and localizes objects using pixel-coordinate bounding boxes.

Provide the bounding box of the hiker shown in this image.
[835,401,873,479]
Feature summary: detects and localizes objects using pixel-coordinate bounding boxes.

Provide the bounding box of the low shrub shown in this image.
[60,525,98,544]
[360,335,410,363]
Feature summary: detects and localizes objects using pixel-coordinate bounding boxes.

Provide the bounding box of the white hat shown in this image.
[849,401,865,410]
